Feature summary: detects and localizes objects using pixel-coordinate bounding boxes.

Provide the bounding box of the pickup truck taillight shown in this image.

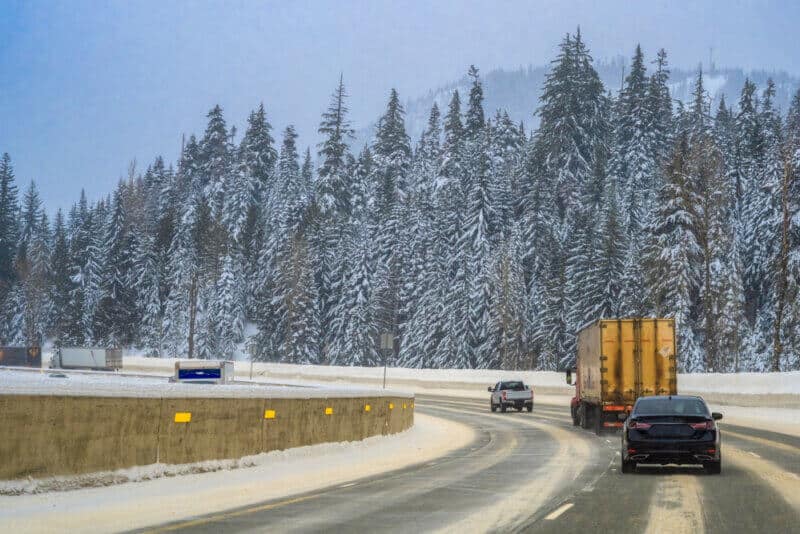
[628,421,651,430]
[690,421,715,430]
[501,391,507,400]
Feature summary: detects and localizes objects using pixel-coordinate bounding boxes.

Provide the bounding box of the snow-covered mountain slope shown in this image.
[357,61,800,147]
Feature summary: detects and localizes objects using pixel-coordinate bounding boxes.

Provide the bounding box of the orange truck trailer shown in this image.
[566,318,677,434]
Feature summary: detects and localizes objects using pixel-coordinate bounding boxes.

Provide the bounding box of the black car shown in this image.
[621,395,722,474]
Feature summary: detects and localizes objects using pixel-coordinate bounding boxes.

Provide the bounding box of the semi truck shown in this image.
[51,347,123,371]
[566,318,677,434]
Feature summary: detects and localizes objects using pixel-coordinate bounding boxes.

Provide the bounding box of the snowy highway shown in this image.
[140,395,800,534]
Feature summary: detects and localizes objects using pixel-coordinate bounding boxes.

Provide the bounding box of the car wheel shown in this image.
[500,403,507,413]
[621,459,635,474]
[527,404,533,413]
[490,401,497,413]
[704,461,721,475]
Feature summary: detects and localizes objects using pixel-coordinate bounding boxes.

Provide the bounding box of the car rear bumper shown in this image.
[625,439,720,464]
[501,400,533,408]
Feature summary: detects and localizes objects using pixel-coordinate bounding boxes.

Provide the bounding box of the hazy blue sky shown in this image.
[1,0,799,212]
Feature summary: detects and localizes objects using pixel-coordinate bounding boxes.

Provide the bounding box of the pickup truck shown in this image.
[488,381,534,413]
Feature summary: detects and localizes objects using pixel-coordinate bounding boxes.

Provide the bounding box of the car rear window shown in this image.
[634,397,709,417]
[500,381,526,391]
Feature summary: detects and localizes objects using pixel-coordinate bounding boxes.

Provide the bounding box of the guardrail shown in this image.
[0,394,414,480]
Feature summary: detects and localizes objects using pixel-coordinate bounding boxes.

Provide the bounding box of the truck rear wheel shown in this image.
[571,406,579,426]
[500,403,507,413]
[579,403,589,429]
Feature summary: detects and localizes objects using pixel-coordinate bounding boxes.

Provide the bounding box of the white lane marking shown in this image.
[339,483,356,488]
[748,451,761,458]
[544,503,574,520]
[427,462,437,466]
[605,439,612,443]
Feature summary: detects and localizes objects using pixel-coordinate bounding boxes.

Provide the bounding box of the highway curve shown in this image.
[143,395,800,534]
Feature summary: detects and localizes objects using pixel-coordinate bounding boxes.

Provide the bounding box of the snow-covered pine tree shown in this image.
[94,183,138,347]
[283,235,321,364]
[610,45,655,237]
[527,30,610,367]
[213,252,245,360]
[50,210,73,346]
[370,89,411,362]
[313,76,355,362]
[0,153,19,325]
[316,75,355,217]
[648,132,703,371]
[490,225,528,370]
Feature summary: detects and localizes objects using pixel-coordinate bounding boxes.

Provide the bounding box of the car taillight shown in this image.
[628,421,651,430]
[690,421,715,430]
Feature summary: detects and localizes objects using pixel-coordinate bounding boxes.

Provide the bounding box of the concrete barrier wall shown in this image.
[0,394,413,480]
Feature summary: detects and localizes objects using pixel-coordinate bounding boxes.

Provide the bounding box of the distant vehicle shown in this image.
[566,318,677,434]
[51,347,122,371]
[173,360,234,384]
[621,395,722,474]
[0,346,41,368]
[488,381,534,413]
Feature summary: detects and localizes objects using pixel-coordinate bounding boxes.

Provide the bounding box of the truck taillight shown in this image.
[501,391,507,400]
[531,390,534,399]
[690,421,715,430]
[628,421,651,430]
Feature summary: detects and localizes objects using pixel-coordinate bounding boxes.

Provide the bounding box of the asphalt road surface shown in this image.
[142,395,800,534]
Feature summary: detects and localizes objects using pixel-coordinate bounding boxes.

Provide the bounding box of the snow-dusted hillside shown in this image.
[360,62,800,146]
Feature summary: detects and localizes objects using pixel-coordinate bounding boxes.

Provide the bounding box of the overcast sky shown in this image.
[1,0,799,212]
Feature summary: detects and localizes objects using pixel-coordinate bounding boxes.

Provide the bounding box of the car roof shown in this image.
[636,395,702,401]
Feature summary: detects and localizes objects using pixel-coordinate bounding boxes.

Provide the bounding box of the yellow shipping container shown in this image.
[570,318,677,433]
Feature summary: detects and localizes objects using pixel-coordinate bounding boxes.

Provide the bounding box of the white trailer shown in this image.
[51,348,123,371]
[173,360,235,384]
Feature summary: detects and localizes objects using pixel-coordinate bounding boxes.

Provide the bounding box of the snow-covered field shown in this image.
[0,366,411,399]
[0,412,473,533]
[123,356,800,397]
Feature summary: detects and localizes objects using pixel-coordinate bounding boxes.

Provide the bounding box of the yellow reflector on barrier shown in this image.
[403,403,407,409]
[325,407,333,415]
[389,403,394,410]
[264,410,276,419]
[364,404,371,412]
[174,412,191,423]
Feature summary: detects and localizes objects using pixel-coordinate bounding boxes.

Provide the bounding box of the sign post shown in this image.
[380,333,393,389]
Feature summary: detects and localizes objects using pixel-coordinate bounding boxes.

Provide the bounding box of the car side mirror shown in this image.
[566,369,572,385]
[712,412,723,421]
[617,412,628,422]
[487,386,494,392]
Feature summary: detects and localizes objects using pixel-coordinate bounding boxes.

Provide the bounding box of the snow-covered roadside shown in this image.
[0,412,474,534]
[0,367,411,399]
